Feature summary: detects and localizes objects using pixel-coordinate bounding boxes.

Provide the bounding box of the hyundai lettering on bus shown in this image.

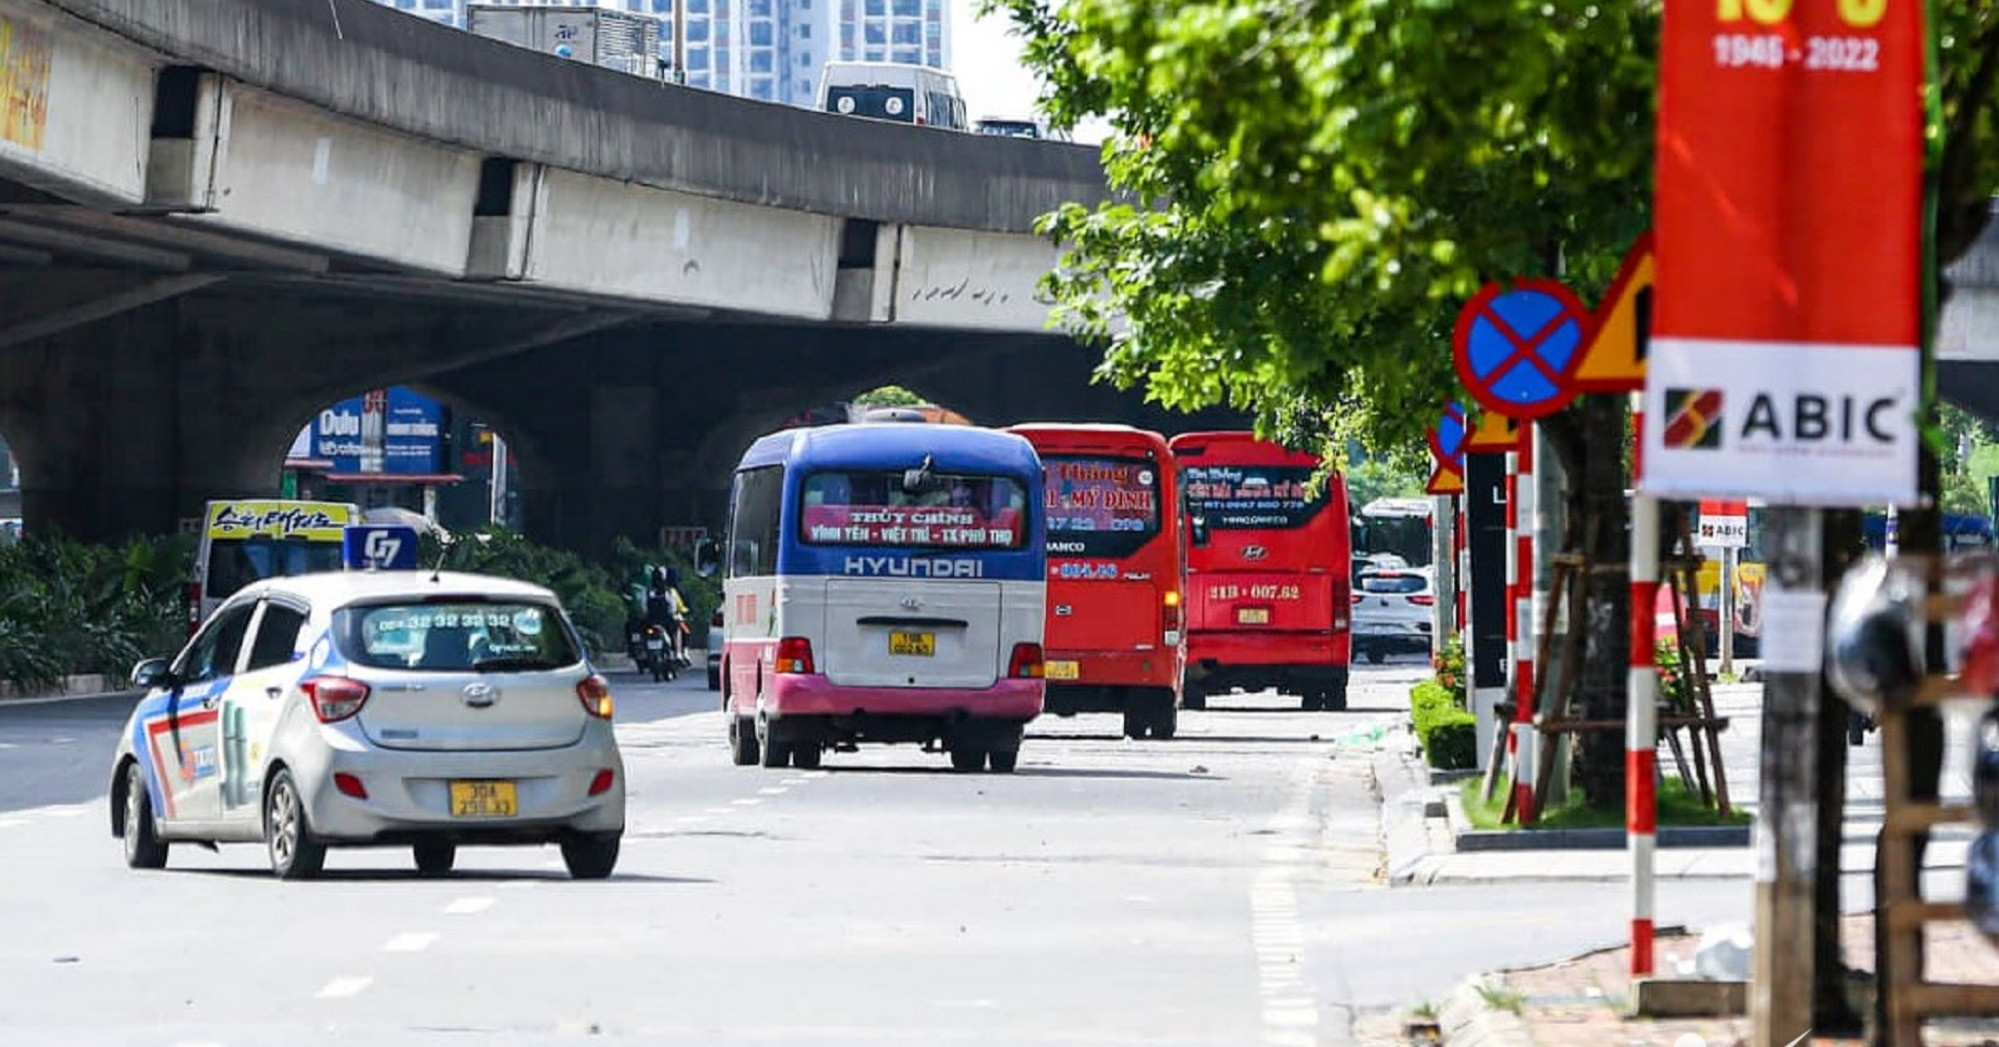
[1009,424,1184,740]
[1169,432,1353,711]
[706,424,1047,773]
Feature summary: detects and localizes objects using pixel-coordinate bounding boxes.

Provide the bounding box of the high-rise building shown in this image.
[368,0,950,108]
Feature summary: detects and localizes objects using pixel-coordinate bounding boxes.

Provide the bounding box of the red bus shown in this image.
[1169,432,1353,711]
[1009,424,1183,740]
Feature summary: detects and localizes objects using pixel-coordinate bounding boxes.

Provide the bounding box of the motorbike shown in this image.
[639,623,678,682]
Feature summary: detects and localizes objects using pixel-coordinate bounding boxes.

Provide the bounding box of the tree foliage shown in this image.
[850,384,930,408]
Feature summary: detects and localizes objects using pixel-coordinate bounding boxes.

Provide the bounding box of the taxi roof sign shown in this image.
[1573,232,1652,392]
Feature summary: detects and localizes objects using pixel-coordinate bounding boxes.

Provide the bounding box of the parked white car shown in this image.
[109,571,626,880]
[1352,565,1435,663]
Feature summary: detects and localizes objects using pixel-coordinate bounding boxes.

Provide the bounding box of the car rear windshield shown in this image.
[1042,455,1162,560]
[1181,464,1328,530]
[333,600,581,672]
[1360,573,1428,595]
[798,470,1029,550]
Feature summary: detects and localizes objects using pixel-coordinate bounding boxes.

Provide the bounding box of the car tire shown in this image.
[1300,692,1324,712]
[1121,708,1149,740]
[988,748,1019,774]
[1181,684,1206,711]
[707,666,721,691]
[1320,685,1349,712]
[265,769,326,881]
[791,743,823,770]
[121,761,169,870]
[949,746,984,772]
[1153,698,1178,740]
[413,842,456,877]
[561,833,620,880]
[730,715,760,766]
[758,718,791,769]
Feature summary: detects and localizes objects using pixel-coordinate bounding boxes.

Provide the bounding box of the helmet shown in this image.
[1824,555,1925,716]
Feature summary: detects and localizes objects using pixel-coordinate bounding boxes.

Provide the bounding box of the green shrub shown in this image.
[0,533,192,688]
[1409,680,1476,769]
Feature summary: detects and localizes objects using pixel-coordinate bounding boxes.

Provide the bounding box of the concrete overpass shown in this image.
[0,0,1242,550]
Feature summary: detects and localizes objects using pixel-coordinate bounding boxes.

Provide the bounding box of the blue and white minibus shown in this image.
[704,424,1048,773]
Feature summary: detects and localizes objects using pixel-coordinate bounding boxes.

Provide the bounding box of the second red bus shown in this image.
[1010,424,1184,740]
[1170,431,1353,711]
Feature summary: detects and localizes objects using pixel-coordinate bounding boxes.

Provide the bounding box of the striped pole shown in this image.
[1628,395,1659,978]
[1502,450,1519,780]
[1514,426,1537,821]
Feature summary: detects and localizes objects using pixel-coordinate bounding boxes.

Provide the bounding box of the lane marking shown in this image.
[779,777,812,785]
[443,897,494,915]
[169,1041,227,1047]
[731,797,762,806]
[757,787,788,796]
[1252,758,1325,1046]
[0,818,29,829]
[382,932,439,953]
[315,976,373,999]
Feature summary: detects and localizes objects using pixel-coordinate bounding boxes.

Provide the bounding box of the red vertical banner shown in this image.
[1646,0,1923,506]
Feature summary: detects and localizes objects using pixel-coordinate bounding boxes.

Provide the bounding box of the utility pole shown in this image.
[670,0,687,83]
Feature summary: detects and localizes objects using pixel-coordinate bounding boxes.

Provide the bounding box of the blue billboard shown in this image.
[313,387,448,476]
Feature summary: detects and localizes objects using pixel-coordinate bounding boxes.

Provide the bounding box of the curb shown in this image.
[0,673,132,704]
[1374,738,1447,886]
[1454,825,1751,852]
[1436,975,1535,1047]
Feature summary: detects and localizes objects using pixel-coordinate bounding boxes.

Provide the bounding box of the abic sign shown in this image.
[1645,0,1922,507]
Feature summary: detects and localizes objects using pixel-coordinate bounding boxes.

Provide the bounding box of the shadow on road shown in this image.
[817,763,1221,781]
[171,866,713,885]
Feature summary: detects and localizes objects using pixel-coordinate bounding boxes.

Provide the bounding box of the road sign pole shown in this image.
[1719,544,1736,677]
[1629,395,1658,978]
[1503,449,1521,791]
[1514,429,1536,821]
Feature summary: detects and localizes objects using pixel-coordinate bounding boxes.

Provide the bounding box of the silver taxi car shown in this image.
[109,571,626,880]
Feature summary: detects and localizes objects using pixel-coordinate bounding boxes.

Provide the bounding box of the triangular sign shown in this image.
[1426,463,1465,495]
[1573,231,1653,392]
[1465,412,1522,452]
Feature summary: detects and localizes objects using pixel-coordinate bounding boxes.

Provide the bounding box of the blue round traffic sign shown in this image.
[1428,401,1467,473]
[1453,280,1591,420]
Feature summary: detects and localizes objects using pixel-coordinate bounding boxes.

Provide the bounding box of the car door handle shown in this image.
[266,687,283,700]
[200,695,218,709]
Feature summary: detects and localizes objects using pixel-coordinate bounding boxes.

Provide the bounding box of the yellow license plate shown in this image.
[449,780,517,818]
[1044,659,1080,680]
[1237,607,1271,625]
[888,631,936,657]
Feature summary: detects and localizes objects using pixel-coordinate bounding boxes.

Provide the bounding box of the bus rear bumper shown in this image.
[1185,630,1350,670]
[765,675,1044,721]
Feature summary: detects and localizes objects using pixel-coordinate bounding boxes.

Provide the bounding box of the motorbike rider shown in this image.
[644,567,692,669]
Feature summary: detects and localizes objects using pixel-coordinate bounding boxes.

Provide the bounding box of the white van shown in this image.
[819,61,968,131]
[189,499,361,630]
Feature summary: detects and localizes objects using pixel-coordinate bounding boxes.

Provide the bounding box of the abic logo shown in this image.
[1664,388,1726,450]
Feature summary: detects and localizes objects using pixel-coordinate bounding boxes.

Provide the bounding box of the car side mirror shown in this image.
[694,538,719,578]
[1189,514,1210,548]
[130,657,174,691]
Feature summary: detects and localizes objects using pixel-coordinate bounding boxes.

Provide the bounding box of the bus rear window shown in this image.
[1043,456,1161,559]
[1181,464,1327,530]
[205,538,347,600]
[799,470,1028,550]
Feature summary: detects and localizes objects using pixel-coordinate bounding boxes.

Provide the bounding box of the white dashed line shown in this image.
[443,897,494,915]
[802,770,830,779]
[0,742,16,750]
[169,1040,227,1047]
[382,932,439,953]
[0,819,28,830]
[315,976,373,999]
[757,787,788,796]
[674,815,709,824]
[1252,759,1323,1047]
[779,777,812,785]
[731,797,763,806]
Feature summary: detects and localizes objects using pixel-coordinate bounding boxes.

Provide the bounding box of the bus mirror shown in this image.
[1190,514,1210,547]
[694,538,719,578]
[901,454,937,496]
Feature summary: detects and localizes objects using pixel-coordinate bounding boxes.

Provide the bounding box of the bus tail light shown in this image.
[1161,590,1183,638]
[302,676,371,723]
[775,637,816,675]
[576,673,614,719]
[1008,643,1044,679]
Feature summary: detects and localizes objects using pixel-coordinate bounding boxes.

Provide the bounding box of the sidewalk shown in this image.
[1371,681,1999,1045]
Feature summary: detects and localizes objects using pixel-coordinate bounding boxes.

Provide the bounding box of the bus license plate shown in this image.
[888,631,935,657]
[1044,660,1080,680]
[450,780,517,818]
[1237,607,1271,625]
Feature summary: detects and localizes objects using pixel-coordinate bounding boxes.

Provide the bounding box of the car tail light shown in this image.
[302,676,370,723]
[1409,594,1436,606]
[588,769,616,796]
[775,637,816,675]
[711,609,724,628]
[576,673,614,719]
[1351,593,1365,604]
[1009,642,1044,679]
[333,772,368,800]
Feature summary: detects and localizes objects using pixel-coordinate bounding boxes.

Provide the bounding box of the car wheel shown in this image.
[560,833,620,880]
[1321,685,1349,712]
[988,748,1019,774]
[729,715,760,766]
[413,842,456,877]
[1121,708,1149,740]
[758,717,791,769]
[265,769,326,880]
[791,742,823,770]
[1181,683,1206,711]
[121,761,168,870]
[949,745,984,772]
[1152,698,1178,740]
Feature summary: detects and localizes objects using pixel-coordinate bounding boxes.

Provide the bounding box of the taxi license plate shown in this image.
[889,631,935,657]
[1237,607,1271,625]
[450,780,518,818]
[1044,659,1080,680]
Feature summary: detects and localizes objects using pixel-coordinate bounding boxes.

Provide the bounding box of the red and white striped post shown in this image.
[1502,450,1520,786]
[1628,394,1659,978]
[1513,426,1537,821]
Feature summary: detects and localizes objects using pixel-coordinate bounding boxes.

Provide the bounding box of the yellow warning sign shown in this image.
[1574,232,1652,392]
[1465,413,1521,452]
[1425,464,1464,496]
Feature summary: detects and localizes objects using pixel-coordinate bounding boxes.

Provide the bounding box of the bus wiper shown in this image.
[471,656,561,673]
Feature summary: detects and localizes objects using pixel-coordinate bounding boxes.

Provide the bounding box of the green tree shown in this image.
[850,385,929,408]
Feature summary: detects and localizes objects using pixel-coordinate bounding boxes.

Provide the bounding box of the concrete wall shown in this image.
[42,0,1110,232]
[0,0,154,206]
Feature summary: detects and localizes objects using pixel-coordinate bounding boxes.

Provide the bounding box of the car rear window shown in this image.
[1360,573,1428,595]
[332,600,580,672]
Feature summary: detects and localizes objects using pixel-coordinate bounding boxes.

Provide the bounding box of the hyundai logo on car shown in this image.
[1242,545,1268,561]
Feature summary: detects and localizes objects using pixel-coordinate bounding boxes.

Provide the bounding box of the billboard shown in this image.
[313,387,449,477]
